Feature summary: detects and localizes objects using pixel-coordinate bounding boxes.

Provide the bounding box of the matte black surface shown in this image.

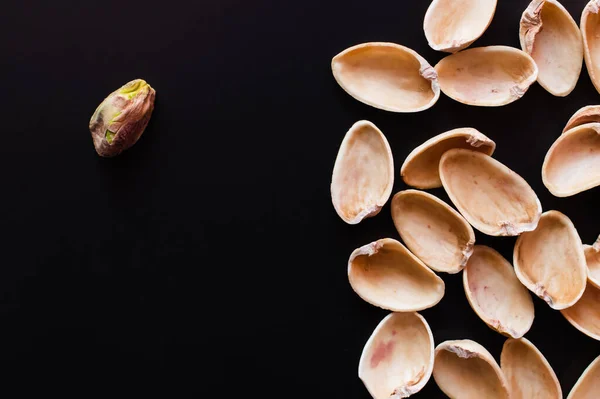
[1,0,599,397]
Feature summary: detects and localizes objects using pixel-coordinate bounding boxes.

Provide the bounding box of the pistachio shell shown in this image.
[519,0,583,96]
[400,128,496,189]
[514,210,587,310]
[584,237,600,288]
[433,340,510,399]
[348,238,445,312]
[561,281,600,341]
[359,312,434,399]
[582,1,600,95]
[423,0,497,53]
[567,355,600,398]
[563,105,600,132]
[391,190,475,274]
[435,46,538,106]
[463,246,535,338]
[439,148,542,236]
[501,338,562,399]
[331,120,394,224]
[542,122,600,197]
[331,42,440,112]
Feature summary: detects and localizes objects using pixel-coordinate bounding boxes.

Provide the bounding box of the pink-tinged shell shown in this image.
[563,105,600,133]
[581,1,600,95]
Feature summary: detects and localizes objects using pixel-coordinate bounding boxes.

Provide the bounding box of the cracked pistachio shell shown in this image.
[519,0,583,96]
[400,128,496,189]
[391,190,475,274]
[563,105,600,132]
[542,123,600,197]
[561,280,600,341]
[435,46,538,106]
[331,121,394,224]
[582,1,600,95]
[348,238,445,312]
[439,148,542,236]
[433,340,510,399]
[424,0,497,53]
[331,42,440,112]
[501,338,562,399]
[584,237,600,288]
[359,312,434,399]
[89,79,156,157]
[463,246,534,338]
[514,210,587,309]
[567,355,600,398]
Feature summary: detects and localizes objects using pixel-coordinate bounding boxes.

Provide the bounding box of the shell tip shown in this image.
[465,134,488,148]
[447,345,476,359]
[419,65,438,82]
[534,283,553,306]
[460,242,475,268]
[588,0,600,14]
[509,85,527,99]
[593,235,600,251]
[499,221,519,236]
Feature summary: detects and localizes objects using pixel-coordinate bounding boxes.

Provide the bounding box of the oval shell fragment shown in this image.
[542,123,600,197]
[435,46,538,106]
[348,238,445,311]
[519,0,583,96]
[561,282,600,341]
[359,312,434,399]
[514,210,587,310]
[401,128,496,189]
[424,0,497,53]
[501,338,562,399]
[331,120,394,224]
[567,355,600,399]
[439,148,542,236]
[463,246,535,338]
[584,237,600,288]
[331,42,440,112]
[433,340,510,399]
[582,1,600,94]
[563,105,600,132]
[391,190,475,274]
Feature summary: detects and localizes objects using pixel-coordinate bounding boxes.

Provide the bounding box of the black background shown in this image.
[1,0,599,397]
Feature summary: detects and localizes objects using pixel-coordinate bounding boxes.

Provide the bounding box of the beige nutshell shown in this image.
[331,42,440,112]
[391,190,475,274]
[433,340,510,399]
[519,0,583,96]
[561,281,600,341]
[435,46,538,107]
[348,238,445,312]
[584,236,600,288]
[501,338,562,399]
[581,1,600,95]
[400,128,496,189]
[563,105,600,132]
[423,0,497,53]
[439,148,542,236]
[358,312,434,399]
[463,246,535,338]
[331,120,394,224]
[542,122,600,197]
[514,210,587,310]
[567,355,600,399]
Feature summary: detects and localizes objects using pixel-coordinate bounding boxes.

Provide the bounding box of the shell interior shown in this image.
[567,355,600,399]
[563,105,600,133]
[560,282,600,341]
[582,1,600,94]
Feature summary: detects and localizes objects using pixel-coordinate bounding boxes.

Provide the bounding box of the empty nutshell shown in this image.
[563,105,600,132]
[331,120,394,224]
[582,1,600,95]
[567,355,600,398]
[584,236,600,288]
[331,42,440,112]
[561,280,600,341]
[89,79,156,157]
[519,0,583,96]
[359,312,434,399]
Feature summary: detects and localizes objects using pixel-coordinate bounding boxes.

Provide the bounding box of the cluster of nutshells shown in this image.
[331,1,600,398]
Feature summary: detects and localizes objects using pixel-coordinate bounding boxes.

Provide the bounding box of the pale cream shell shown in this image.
[584,237,600,288]
[514,210,587,310]
[439,148,542,236]
[400,128,496,189]
[561,281,600,341]
[563,105,600,132]
[435,46,539,107]
[463,246,535,338]
[581,1,600,95]
[391,190,475,274]
[331,120,394,224]
[348,238,445,312]
[519,0,583,96]
[542,122,600,197]
[359,312,434,399]
[433,340,510,399]
[331,42,440,112]
[501,338,562,399]
[423,0,498,53]
[567,355,600,398]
